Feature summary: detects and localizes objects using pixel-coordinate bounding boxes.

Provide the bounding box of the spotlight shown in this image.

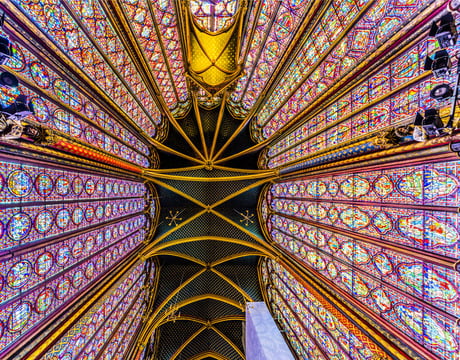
[430,83,454,100]
[0,95,34,119]
[423,109,444,135]
[424,49,452,77]
[0,71,18,88]
[0,36,12,65]
[429,12,458,48]
[414,109,445,138]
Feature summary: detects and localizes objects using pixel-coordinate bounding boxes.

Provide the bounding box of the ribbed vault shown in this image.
[142,161,273,358]
[132,3,283,357]
[1,0,456,359]
[141,94,276,358]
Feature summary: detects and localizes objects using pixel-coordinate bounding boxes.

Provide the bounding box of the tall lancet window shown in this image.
[189,0,239,33]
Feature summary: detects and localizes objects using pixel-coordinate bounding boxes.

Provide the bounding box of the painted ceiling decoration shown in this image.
[183,0,244,95]
[0,0,459,360]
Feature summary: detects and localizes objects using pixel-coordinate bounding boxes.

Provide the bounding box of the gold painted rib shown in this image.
[153,251,207,267]
[219,0,329,157]
[144,165,205,174]
[210,211,268,247]
[211,315,246,324]
[143,170,276,182]
[144,236,274,258]
[170,326,207,360]
[210,268,253,302]
[210,177,277,208]
[145,178,207,208]
[211,325,245,359]
[160,315,245,327]
[154,251,264,268]
[210,252,265,267]
[144,164,273,174]
[138,294,244,345]
[209,211,262,240]
[189,352,232,360]
[193,92,210,160]
[160,315,208,326]
[214,138,271,164]
[210,91,229,159]
[163,111,208,162]
[148,139,206,164]
[212,165,277,174]
[149,268,207,321]
[145,210,208,248]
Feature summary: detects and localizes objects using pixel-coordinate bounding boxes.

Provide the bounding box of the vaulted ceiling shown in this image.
[112,1,314,357]
[1,0,445,358]
[141,101,277,359]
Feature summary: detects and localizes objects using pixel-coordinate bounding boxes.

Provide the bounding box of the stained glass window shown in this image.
[2,0,459,359]
[253,0,440,142]
[1,35,151,167]
[228,0,314,118]
[0,158,153,357]
[0,160,147,250]
[11,0,162,137]
[261,35,453,168]
[260,158,460,359]
[41,262,148,360]
[261,258,389,359]
[190,0,239,33]
[120,0,189,115]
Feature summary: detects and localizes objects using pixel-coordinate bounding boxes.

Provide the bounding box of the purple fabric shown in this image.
[245,302,294,360]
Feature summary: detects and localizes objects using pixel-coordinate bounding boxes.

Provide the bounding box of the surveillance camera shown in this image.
[424,50,452,78]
